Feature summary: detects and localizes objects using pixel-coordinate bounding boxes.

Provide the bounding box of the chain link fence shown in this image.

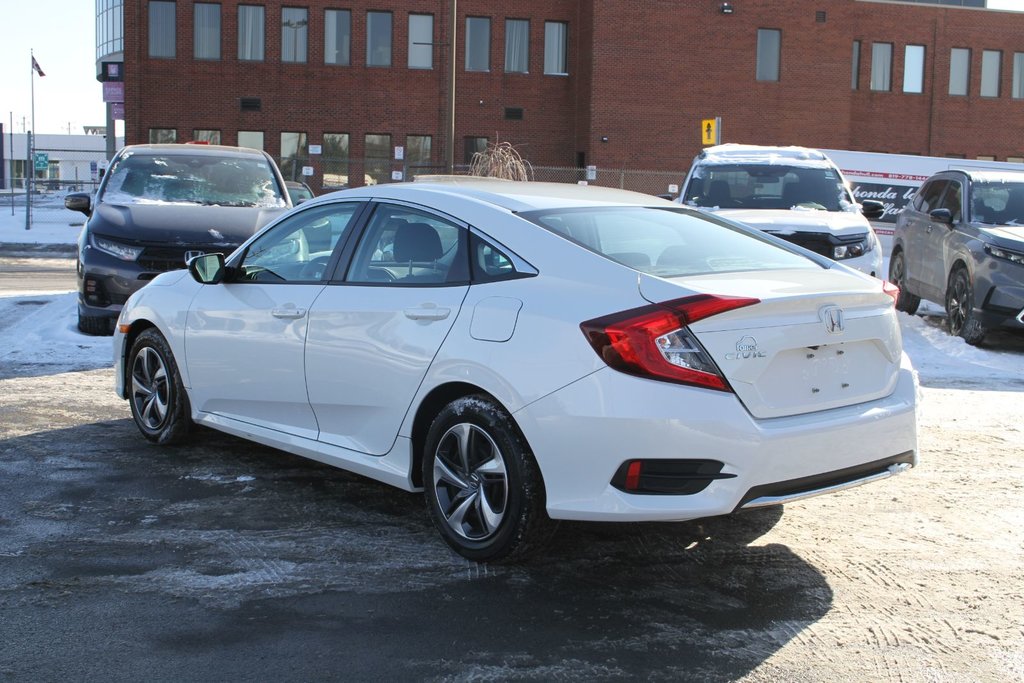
[6,146,109,208]
[276,157,685,199]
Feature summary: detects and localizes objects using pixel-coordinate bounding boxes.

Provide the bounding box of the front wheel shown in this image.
[945,267,986,346]
[423,396,554,563]
[127,329,192,444]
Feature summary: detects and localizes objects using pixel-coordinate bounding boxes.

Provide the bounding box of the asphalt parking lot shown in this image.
[1,255,1021,682]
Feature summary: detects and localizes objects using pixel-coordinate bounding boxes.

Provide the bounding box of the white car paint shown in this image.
[114,180,917,539]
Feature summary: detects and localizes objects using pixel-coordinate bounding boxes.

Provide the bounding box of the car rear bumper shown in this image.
[514,354,918,522]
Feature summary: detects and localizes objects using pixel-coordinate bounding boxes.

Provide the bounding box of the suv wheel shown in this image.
[888,250,920,314]
[78,313,113,336]
[945,266,986,346]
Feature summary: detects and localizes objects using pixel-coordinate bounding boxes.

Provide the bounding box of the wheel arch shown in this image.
[119,319,157,399]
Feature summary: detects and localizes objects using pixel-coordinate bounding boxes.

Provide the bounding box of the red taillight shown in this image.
[580,294,759,391]
[882,280,900,306]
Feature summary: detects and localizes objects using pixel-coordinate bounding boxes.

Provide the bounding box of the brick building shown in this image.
[118,0,1024,188]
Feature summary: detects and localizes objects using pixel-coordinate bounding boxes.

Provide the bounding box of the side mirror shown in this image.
[188,252,226,284]
[64,192,92,215]
[860,200,885,220]
[928,208,954,224]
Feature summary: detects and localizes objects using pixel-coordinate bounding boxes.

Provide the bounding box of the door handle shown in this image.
[271,306,307,319]
[404,306,451,321]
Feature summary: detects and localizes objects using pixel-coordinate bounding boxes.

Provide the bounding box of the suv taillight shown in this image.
[580,294,759,391]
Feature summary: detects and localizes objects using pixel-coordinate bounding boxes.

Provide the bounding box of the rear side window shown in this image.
[524,206,820,277]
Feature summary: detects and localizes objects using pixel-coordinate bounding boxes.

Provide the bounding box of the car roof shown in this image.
[940,169,1024,184]
[324,177,674,212]
[695,144,833,168]
[119,143,269,160]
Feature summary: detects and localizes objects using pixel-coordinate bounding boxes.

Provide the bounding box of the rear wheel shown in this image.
[78,313,113,336]
[945,266,986,346]
[888,250,920,315]
[128,329,192,444]
[423,396,554,563]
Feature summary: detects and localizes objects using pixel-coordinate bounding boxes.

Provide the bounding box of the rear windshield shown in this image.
[684,163,851,212]
[522,206,821,277]
[100,151,287,209]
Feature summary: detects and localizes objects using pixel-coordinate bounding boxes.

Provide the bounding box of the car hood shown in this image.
[712,208,870,237]
[88,203,287,246]
[979,223,1024,246]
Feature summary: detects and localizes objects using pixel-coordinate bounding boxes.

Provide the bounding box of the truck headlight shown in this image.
[92,234,144,261]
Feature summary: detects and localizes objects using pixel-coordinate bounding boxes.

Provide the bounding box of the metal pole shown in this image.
[445,0,457,174]
[9,111,14,216]
[25,131,32,231]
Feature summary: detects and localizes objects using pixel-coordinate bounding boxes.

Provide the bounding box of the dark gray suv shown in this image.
[889,170,1024,345]
[65,144,291,334]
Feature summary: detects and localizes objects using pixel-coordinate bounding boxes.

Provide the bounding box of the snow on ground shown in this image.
[1,203,1022,386]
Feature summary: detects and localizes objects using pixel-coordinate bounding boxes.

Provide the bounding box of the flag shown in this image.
[32,56,45,77]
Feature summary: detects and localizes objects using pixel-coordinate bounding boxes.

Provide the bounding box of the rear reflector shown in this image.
[581,294,758,391]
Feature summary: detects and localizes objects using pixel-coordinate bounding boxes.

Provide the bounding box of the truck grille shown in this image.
[137,245,235,273]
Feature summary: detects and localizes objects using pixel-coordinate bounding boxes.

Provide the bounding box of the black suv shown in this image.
[890,169,1024,345]
[65,144,291,334]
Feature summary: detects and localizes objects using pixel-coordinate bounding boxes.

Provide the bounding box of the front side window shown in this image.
[408,14,433,69]
[194,3,221,60]
[325,9,351,66]
[949,48,970,96]
[466,17,490,71]
[365,133,392,185]
[903,45,925,94]
[322,132,350,189]
[238,5,265,61]
[871,42,893,91]
[240,203,361,283]
[915,180,949,213]
[524,207,819,278]
[544,21,567,75]
[192,129,221,144]
[684,164,850,212]
[238,130,264,150]
[148,128,176,144]
[939,181,963,222]
[100,151,286,208]
[148,1,175,58]
[282,7,308,63]
[756,28,780,82]
[347,205,467,285]
[280,131,308,180]
[505,19,529,73]
[367,11,392,67]
[981,50,1001,97]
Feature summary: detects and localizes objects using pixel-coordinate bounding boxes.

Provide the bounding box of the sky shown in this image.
[0,1,1021,136]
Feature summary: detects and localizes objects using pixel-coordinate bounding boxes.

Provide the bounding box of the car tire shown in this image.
[888,249,920,315]
[127,329,192,444]
[78,313,113,336]
[945,266,986,346]
[423,395,555,563]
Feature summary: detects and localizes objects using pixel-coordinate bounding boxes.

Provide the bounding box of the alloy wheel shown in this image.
[431,423,509,541]
[131,346,170,431]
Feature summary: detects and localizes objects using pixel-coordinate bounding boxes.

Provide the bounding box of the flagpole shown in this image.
[26,50,34,231]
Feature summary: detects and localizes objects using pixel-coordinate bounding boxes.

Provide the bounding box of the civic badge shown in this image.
[725,335,766,360]
[820,305,845,334]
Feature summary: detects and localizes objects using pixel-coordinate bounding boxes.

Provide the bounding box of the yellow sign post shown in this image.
[701,117,721,146]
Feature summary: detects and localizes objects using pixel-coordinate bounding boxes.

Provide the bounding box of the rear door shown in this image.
[305,202,470,455]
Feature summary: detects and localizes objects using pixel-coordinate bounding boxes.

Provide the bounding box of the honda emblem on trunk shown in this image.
[820,305,845,334]
[184,250,206,264]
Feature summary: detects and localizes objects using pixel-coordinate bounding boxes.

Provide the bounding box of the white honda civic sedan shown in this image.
[114,179,918,562]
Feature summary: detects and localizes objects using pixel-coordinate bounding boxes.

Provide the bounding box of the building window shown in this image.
[367,11,392,67]
[322,133,350,188]
[325,9,351,66]
[949,48,970,96]
[851,40,861,90]
[1007,156,1024,164]
[466,17,490,71]
[282,8,308,63]
[870,42,892,91]
[981,50,1001,97]
[405,135,432,178]
[194,4,221,60]
[149,128,177,143]
[238,131,264,150]
[280,132,308,180]
[365,134,392,186]
[1013,53,1024,99]
[148,1,176,58]
[505,19,529,73]
[192,129,221,144]
[97,0,125,60]
[238,5,264,61]
[464,137,488,164]
[408,14,433,69]
[903,45,925,94]
[755,28,780,82]
[544,21,568,75]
